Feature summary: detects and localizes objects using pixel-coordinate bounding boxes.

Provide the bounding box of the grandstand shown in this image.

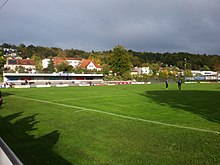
[3,73,104,87]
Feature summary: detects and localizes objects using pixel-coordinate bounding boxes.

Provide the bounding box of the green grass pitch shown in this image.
[0,83,220,165]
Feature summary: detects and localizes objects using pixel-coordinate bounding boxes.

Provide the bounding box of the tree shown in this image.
[57,49,66,58]
[170,66,179,77]
[108,45,132,77]
[101,64,110,75]
[202,65,210,71]
[32,54,43,72]
[26,44,36,58]
[88,53,101,65]
[213,63,220,72]
[149,63,160,76]
[176,61,184,69]
[17,44,27,58]
[15,66,26,73]
[141,63,150,67]
[0,56,6,70]
[131,56,141,67]
[184,69,193,77]
[55,62,69,72]
[47,59,55,73]
[122,71,132,80]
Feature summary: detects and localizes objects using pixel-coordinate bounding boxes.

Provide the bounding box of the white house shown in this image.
[42,58,82,68]
[131,67,150,75]
[141,67,150,75]
[66,58,82,68]
[42,59,51,68]
[80,59,102,71]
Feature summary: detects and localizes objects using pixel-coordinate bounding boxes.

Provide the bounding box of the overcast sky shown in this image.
[0,0,220,54]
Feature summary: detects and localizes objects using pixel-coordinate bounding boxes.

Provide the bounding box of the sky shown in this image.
[0,0,220,54]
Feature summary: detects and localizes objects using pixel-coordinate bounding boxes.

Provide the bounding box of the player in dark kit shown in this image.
[165,79,168,90]
[178,79,182,90]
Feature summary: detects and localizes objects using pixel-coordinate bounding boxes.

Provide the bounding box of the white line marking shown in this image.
[51,94,134,101]
[73,109,87,113]
[12,95,220,135]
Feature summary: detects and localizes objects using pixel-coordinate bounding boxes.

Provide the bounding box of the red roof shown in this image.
[80,59,91,68]
[80,59,101,69]
[53,58,66,65]
[17,59,35,65]
[53,57,81,65]
[66,58,81,60]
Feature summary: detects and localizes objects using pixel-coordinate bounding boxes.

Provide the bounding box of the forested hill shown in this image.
[1,43,220,71]
[129,50,220,70]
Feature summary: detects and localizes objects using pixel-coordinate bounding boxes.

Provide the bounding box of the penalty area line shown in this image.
[12,95,220,135]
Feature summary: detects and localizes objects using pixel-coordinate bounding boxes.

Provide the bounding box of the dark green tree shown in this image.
[0,56,6,75]
[131,56,141,67]
[55,62,69,72]
[108,45,132,77]
[15,66,26,73]
[47,59,55,73]
[0,56,5,68]
[202,65,210,71]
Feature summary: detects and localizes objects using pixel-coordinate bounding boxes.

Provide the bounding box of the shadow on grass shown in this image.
[1,92,14,109]
[142,90,220,123]
[2,92,14,97]
[0,112,72,165]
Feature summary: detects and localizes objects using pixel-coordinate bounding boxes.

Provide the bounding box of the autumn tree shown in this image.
[32,54,43,72]
[184,69,193,77]
[88,53,101,65]
[149,63,160,76]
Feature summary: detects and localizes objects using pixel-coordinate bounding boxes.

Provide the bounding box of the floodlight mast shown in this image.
[184,58,187,82]
[184,58,187,70]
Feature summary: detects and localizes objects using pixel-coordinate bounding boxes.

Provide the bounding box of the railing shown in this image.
[0,137,23,165]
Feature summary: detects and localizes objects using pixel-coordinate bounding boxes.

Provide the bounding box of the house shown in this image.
[3,48,18,58]
[131,67,150,75]
[42,58,82,68]
[140,67,150,75]
[80,59,102,71]
[42,59,51,69]
[66,58,82,68]
[53,57,68,66]
[131,67,139,76]
[4,59,36,73]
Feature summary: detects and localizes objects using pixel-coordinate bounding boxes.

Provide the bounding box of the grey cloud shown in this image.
[0,0,220,54]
